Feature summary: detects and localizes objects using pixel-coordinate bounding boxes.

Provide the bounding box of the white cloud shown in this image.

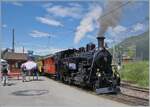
[74,5,102,44]
[132,23,144,32]
[29,30,54,38]
[2,24,7,28]
[68,3,81,8]
[14,45,65,55]
[42,3,53,8]
[113,25,127,34]
[106,22,148,47]
[36,16,63,27]
[106,25,127,38]
[107,25,128,44]
[46,5,83,19]
[86,35,96,40]
[12,2,23,7]
[33,47,65,55]
[106,39,114,43]
[109,23,147,39]
[14,46,26,53]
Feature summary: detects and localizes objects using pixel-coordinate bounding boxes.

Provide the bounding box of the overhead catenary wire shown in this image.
[98,1,148,33]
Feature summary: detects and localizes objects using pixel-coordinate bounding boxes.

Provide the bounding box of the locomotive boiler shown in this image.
[54,36,120,94]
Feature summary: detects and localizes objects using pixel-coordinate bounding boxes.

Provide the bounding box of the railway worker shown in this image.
[21,64,27,82]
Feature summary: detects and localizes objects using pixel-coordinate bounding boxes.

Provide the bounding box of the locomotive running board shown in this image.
[96,87,119,94]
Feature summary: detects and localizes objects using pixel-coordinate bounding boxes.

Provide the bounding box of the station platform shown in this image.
[0,76,129,107]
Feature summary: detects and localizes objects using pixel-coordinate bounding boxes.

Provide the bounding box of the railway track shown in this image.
[121,81,149,92]
[101,93,149,106]
[101,82,149,106]
[121,82,149,100]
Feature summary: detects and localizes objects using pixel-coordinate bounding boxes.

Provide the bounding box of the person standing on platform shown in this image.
[1,63,9,86]
[33,66,38,80]
[23,58,37,81]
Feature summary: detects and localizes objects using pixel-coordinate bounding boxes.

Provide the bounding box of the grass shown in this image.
[120,61,149,88]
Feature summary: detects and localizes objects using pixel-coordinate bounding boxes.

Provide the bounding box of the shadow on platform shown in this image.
[9,77,45,82]
[12,89,49,96]
[30,78,45,81]
[7,83,17,86]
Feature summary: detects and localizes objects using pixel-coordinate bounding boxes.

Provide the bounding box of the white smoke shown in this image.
[74,5,102,44]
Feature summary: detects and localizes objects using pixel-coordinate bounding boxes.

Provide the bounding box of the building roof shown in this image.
[43,54,54,59]
[2,52,28,61]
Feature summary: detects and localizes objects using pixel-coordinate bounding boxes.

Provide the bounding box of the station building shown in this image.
[1,48,28,73]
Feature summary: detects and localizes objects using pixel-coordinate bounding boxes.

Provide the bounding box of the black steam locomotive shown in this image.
[54,37,120,94]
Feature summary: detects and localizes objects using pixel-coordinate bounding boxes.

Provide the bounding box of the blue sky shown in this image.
[1,0,149,55]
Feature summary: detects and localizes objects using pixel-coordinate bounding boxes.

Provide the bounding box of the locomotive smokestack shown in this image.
[97,36,105,49]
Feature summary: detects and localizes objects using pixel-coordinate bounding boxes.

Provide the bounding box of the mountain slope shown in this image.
[117,31,149,60]
[119,31,149,47]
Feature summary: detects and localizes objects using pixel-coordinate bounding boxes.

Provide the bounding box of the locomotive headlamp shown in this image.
[96,72,101,77]
[116,74,120,77]
[98,72,101,77]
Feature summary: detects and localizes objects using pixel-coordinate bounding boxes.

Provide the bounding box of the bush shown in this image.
[120,61,149,88]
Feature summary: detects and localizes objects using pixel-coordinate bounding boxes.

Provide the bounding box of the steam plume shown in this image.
[99,0,125,37]
[74,5,102,44]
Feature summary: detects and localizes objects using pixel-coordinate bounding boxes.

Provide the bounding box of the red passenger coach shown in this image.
[42,55,56,76]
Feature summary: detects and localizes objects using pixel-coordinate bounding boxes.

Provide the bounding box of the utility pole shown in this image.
[12,28,15,53]
[113,38,116,65]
